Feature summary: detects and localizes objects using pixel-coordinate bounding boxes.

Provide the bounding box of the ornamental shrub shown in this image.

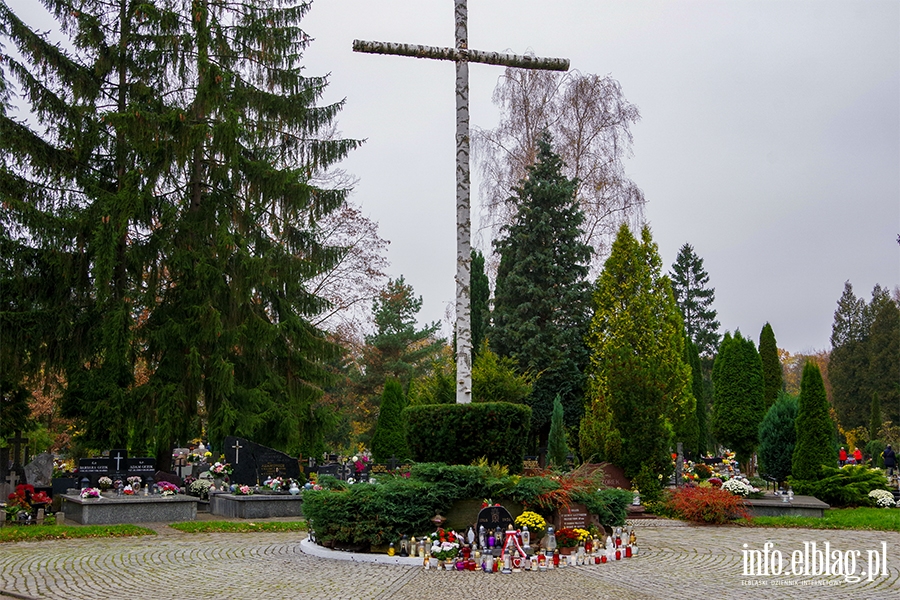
[405,402,531,472]
[792,362,837,481]
[791,465,890,507]
[371,379,411,463]
[664,486,751,524]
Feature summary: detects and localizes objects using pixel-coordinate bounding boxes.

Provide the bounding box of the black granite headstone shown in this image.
[224,436,301,485]
[476,505,514,534]
[77,458,109,486]
[108,449,129,479]
[316,464,339,478]
[128,458,156,476]
[369,463,390,475]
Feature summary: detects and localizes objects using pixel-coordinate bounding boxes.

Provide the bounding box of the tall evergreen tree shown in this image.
[547,395,569,468]
[370,379,410,463]
[829,282,870,429]
[757,391,798,487]
[686,340,707,456]
[792,361,838,481]
[759,322,783,409]
[1,1,358,465]
[580,223,694,479]
[869,392,882,442]
[866,289,900,424]
[669,243,720,356]
[470,249,490,358]
[711,331,765,468]
[491,132,592,442]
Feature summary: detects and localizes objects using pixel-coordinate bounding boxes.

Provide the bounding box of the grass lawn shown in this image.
[168,520,307,533]
[0,524,156,543]
[742,507,900,532]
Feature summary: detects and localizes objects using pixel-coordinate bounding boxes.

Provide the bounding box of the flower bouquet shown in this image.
[98,476,113,490]
[869,489,897,508]
[127,476,142,487]
[514,510,547,540]
[233,485,254,496]
[80,487,101,499]
[209,462,233,478]
[429,528,460,561]
[263,476,285,492]
[189,479,212,499]
[555,527,589,548]
[158,481,180,497]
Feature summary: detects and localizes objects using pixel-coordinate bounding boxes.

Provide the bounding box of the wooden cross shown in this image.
[354,0,568,403]
[8,431,29,467]
[231,440,243,464]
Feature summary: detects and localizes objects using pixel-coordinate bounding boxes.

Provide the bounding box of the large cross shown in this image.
[354,1,569,403]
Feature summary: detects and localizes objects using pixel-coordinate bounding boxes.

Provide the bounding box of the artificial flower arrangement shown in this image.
[514,510,547,539]
[80,487,101,499]
[158,481,180,496]
[555,527,590,548]
[209,461,233,478]
[263,476,285,492]
[98,476,113,490]
[722,477,760,498]
[127,476,142,487]
[233,485,254,496]
[429,528,460,561]
[351,455,370,474]
[123,485,135,495]
[7,484,51,510]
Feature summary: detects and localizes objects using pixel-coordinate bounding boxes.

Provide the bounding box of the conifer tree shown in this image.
[866,290,900,424]
[580,224,694,478]
[371,379,410,463]
[792,361,838,481]
[869,392,882,442]
[669,243,720,356]
[491,132,592,442]
[829,282,870,429]
[470,250,490,358]
[1,1,359,465]
[547,395,569,468]
[757,391,798,487]
[711,331,765,468]
[759,322,783,409]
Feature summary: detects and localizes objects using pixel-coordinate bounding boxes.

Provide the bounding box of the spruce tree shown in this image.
[1,2,359,464]
[759,322,783,409]
[580,224,694,479]
[669,243,720,356]
[757,391,798,487]
[371,379,410,463]
[547,395,569,468]
[866,291,900,424]
[869,393,882,442]
[792,361,838,481]
[490,132,592,442]
[711,331,765,468]
[829,282,870,429]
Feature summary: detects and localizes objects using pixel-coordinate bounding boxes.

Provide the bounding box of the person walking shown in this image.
[883,445,896,477]
[839,447,847,467]
[853,447,863,465]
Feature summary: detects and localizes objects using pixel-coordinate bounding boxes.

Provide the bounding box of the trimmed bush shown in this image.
[405,402,531,472]
[371,379,411,462]
[664,486,751,524]
[791,465,890,507]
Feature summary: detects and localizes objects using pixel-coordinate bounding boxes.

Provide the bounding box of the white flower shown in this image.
[722,478,754,497]
[868,489,896,508]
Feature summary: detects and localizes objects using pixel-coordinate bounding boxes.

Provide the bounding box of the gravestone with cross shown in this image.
[224,436,301,486]
[353,0,568,403]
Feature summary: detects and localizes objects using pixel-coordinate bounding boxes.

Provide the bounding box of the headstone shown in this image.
[77,458,110,486]
[128,458,156,478]
[554,503,590,530]
[596,462,632,490]
[522,456,540,474]
[316,464,339,478]
[24,452,53,487]
[109,449,129,480]
[369,463,390,476]
[224,436,301,486]
[476,505,514,535]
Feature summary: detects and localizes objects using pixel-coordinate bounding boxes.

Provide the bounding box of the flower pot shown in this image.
[559,546,574,555]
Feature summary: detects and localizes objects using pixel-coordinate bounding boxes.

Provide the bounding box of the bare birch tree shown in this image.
[474,68,645,274]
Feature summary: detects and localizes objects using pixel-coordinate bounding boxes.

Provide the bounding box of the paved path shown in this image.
[1,521,898,599]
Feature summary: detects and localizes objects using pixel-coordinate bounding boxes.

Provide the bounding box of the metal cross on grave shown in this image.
[354,0,569,403]
[111,451,126,472]
[8,431,29,467]
[231,440,243,465]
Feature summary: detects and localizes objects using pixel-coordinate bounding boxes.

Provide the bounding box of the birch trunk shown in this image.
[454,0,472,403]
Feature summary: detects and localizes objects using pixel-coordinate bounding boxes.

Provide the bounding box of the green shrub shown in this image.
[405,402,531,472]
[790,465,890,507]
[632,464,663,504]
[664,486,751,524]
[371,379,411,462]
[572,488,632,527]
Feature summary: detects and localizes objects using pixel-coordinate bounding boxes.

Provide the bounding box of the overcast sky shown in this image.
[10,0,899,354]
[298,0,899,354]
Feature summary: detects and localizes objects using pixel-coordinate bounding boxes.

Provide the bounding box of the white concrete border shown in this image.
[299,538,422,565]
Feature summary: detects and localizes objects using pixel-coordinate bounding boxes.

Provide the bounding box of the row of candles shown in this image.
[393,524,639,572]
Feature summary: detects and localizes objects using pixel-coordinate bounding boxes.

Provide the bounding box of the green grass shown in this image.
[0,524,156,543]
[742,507,900,531]
[168,520,307,533]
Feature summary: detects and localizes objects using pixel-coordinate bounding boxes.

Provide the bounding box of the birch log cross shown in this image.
[353,0,569,404]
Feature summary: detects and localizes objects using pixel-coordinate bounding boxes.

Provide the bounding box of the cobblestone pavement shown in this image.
[1,522,898,600]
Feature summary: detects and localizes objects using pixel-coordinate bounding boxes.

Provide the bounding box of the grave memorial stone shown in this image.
[476,505,514,536]
[554,503,590,530]
[24,452,53,487]
[522,456,540,475]
[224,436,301,486]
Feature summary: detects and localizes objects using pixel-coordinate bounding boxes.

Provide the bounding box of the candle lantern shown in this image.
[399,534,409,557]
[387,542,395,557]
[625,545,633,558]
[521,525,530,549]
[545,526,557,552]
[552,551,560,568]
[479,525,487,549]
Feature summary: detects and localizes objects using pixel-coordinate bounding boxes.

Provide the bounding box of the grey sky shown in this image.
[9,0,899,354]
[300,0,899,353]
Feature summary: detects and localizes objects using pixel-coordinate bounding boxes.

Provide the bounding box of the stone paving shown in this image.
[1,521,898,599]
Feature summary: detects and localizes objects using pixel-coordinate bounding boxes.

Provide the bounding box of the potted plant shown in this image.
[555,527,589,554]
